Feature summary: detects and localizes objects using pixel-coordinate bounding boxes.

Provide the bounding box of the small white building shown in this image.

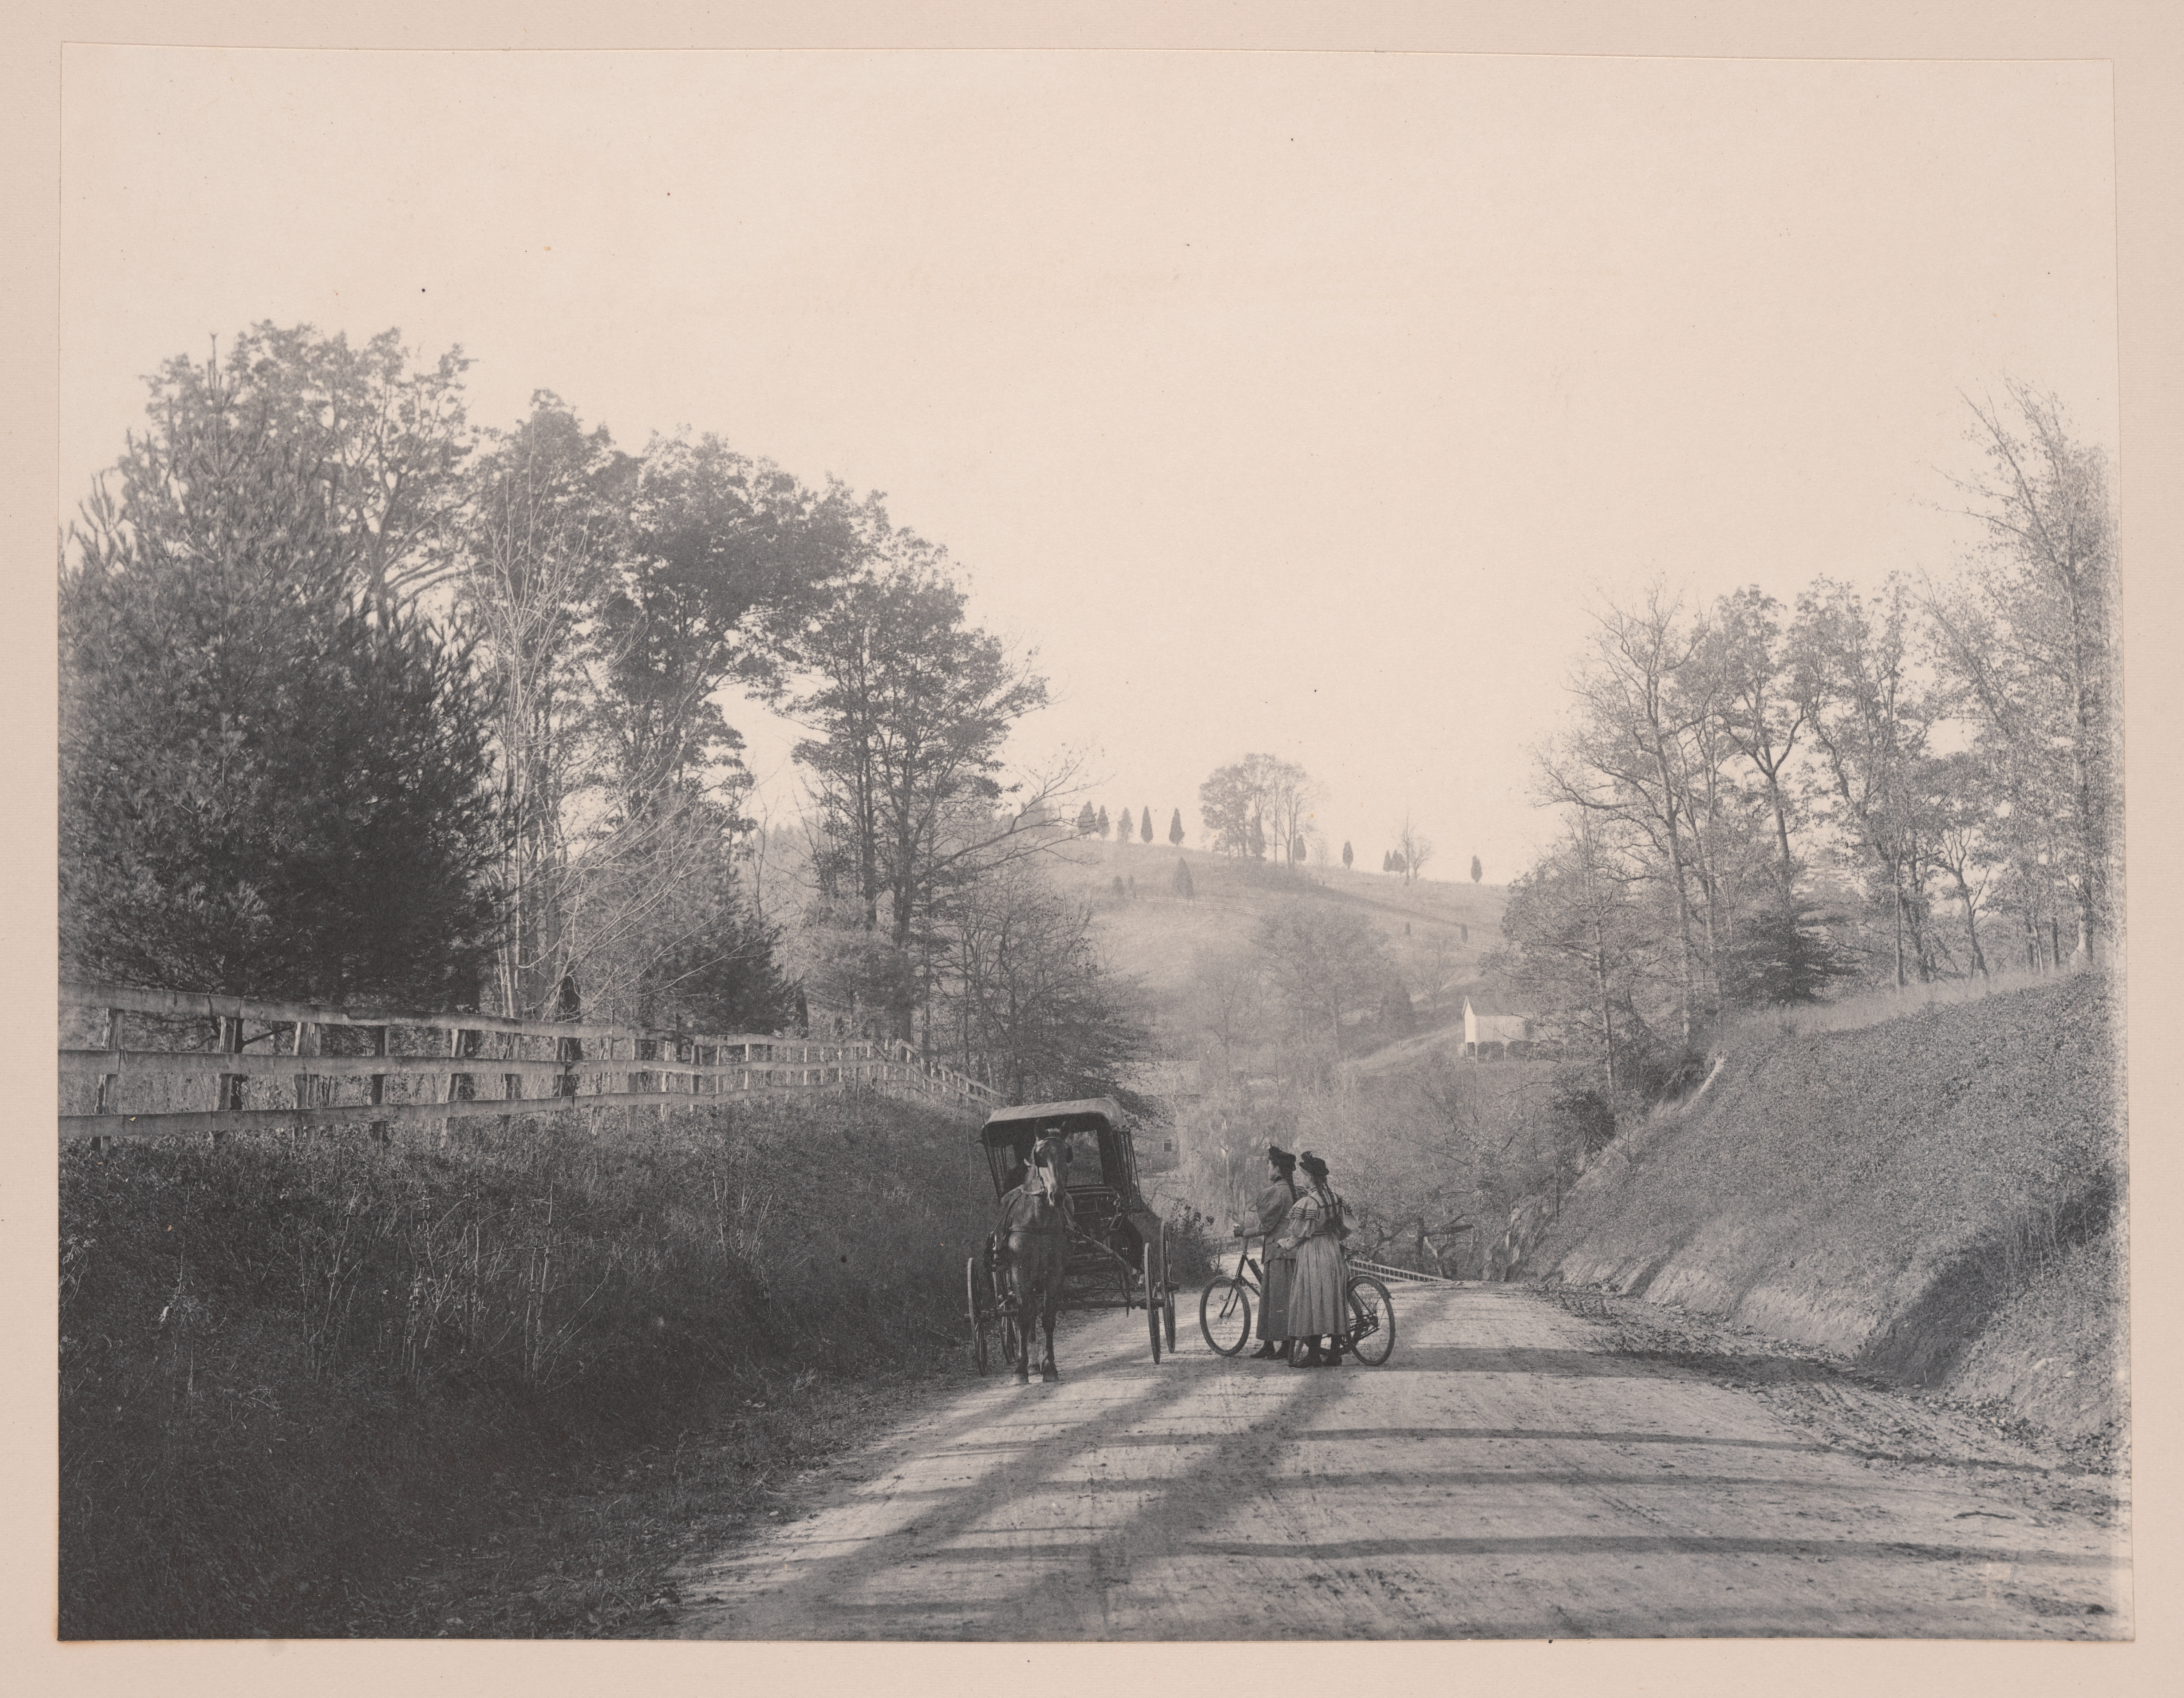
[1463,993,1534,1059]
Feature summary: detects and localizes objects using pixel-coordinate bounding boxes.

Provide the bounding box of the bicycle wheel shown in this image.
[1198,1276,1254,1356]
[965,1257,991,1375]
[1344,1274,1396,1366]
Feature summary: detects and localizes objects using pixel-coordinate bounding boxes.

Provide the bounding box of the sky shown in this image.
[58,49,2118,882]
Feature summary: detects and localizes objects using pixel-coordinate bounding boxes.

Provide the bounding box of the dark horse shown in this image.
[998,1182,1070,1384]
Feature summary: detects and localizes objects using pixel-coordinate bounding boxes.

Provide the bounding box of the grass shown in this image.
[1531,970,2125,1449]
[1050,837,1504,1010]
[58,1091,1003,1639]
[1713,960,2087,1042]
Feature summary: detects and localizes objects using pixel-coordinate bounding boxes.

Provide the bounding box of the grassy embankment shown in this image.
[1052,837,1504,1013]
[59,1093,1014,1639]
[1528,971,2125,1453]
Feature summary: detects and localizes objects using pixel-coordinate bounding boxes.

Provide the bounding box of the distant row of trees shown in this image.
[1072,802,1184,845]
[1196,755,1488,885]
[1491,383,2118,1094]
[60,322,1146,1103]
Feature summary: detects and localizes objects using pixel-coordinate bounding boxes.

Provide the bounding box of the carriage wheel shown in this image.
[967,1257,993,1375]
[1198,1276,1253,1356]
[1159,1222,1177,1349]
[1143,1239,1163,1363]
[1344,1274,1396,1366]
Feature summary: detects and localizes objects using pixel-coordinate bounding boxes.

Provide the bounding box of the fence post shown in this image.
[442,1024,471,1144]
[500,1024,522,1135]
[90,1005,121,1154]
[291,1018,317,1142]
[368,1025,389,1144]
[556,1029,580,1106]
[214,1014,244,1145]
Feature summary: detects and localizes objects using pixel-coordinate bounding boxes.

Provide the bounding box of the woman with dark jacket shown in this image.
[1238,1146,1299,1359]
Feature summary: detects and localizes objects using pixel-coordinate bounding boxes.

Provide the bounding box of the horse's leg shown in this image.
[1038,1243,1062,1381]
[1007,1255,1031,1383]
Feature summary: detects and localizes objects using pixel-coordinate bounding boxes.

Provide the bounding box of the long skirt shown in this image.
[1284,1236,1348,1338]
[1256,1255,1295,1341]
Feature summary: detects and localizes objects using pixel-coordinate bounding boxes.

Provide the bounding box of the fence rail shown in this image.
[1348,1257,1458,1286]
[58,981,998,1145]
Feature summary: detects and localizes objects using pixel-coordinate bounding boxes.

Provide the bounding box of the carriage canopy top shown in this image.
[976,1097,1136,1200]
[978,1097,1124,1138]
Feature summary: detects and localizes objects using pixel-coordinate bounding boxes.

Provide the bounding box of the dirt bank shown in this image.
[1526,975,2124,1450]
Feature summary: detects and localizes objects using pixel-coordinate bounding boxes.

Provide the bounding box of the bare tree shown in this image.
[1792,576,1939,988]
[1394,813,1434,885]
[1924,382,2119,962]
[949,856,1146,1103]
[1919,751,1998,978]
[1200,753,1312,863]
[456,397,622,1017]
[1187,943,1267,1064]
[1541,584,1706,1043]
[1254,901,1392,1062]
[1696,585,1810,892]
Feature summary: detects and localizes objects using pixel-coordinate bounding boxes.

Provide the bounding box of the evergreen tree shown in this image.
[1097,805,1110,839]
[1246,813,1266,858]
[1075,800,1098,836]
[1168,807,1184,846]
[1342,840,1354,870]
[63,352,498,1005]
[1715,898,1856,1007]
[1116,806,1134,842]
[1141,806,1155,844]
[1471,854,1484,884]
[1172,856,1195,899]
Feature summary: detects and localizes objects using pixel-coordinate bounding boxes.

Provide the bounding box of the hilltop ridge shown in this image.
[1044,836,1506,1014]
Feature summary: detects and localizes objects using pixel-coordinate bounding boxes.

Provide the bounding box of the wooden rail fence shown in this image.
[59,982,998,1147]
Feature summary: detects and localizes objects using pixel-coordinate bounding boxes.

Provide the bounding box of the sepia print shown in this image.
[54,45,2128,1644]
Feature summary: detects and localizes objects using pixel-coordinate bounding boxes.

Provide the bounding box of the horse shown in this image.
[997,1180,1071,1384]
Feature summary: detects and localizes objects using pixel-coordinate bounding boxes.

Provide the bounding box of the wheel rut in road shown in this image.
[663,1282,2128,1640]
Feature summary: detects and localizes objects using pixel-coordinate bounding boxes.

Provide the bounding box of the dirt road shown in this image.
[667,1282,2128,1639]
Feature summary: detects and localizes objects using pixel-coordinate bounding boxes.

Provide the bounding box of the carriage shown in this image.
[964,1096,1178,1370]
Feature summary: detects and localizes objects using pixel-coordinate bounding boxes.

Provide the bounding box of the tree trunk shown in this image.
[1952,871,1988,977]
[1646,731,1698,1045]
[1767,767,1795,888]
[1892,860,1907,989]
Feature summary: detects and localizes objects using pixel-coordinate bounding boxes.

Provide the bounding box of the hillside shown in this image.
[1524,973,2125,1450]
[1047,836,1505,1015]
[59,1093,1013,1637]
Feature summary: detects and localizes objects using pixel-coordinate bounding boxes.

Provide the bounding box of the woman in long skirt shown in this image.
[1243,1146,1299,1359]
[1277,1151,1351,1367]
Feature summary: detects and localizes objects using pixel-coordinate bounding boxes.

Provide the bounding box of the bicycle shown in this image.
[1199,1233,1396,1366]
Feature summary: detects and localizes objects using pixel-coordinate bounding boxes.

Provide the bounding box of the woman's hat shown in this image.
[1267,1145,1296,1172]
[1299,1151,1329,1180]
